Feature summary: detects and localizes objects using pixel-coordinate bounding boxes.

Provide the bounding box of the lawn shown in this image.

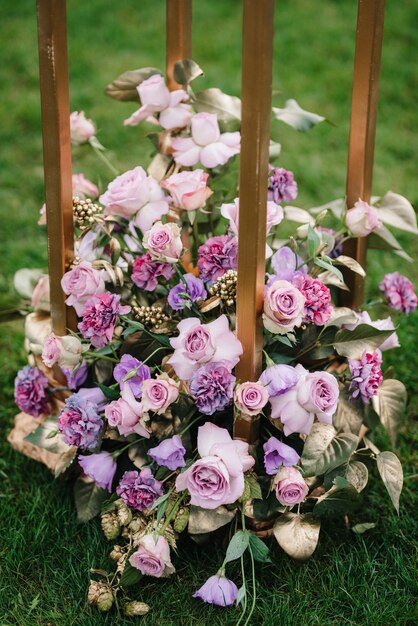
[0,0,417,624]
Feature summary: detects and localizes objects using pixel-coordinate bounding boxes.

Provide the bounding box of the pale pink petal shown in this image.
[182,186,213,211]
[123,105,150,127]
[233,440,255,472]
[173,144,201,167]
[166,351,197,381]
[197,422,232,458]
[134,200,169,232]
[191,112,220,145]
[159,104,193,130]
[210,442,243,477]
[171,137,196,151]
[199,142,238,168]
[220,132,241,148]
[226,472,245,503]
[168,89,189,107]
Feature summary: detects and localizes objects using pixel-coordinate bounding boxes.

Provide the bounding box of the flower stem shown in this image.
[159,493,186,535]
[83,351,118,363]
[89,142,119,177]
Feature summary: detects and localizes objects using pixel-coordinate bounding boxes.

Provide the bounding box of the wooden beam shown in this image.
[166,0,192,90]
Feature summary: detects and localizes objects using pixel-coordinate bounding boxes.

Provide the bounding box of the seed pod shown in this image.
[124,601,150,616]
[173,506,190,533]
[101,512,121,540]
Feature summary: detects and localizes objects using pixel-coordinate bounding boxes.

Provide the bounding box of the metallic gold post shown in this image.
[166,0,192,90]
[235,0,275,442]
[342,0,385,308]
[37,0,74,334]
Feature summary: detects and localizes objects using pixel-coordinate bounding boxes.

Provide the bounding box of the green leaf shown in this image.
[248,534,271,563]
[105,67,162,102]
[313,477,362,518]
[98,383,120,401]
[119,561,143,587]
[314,258,344,282]
[272,99,325,131]
[307,224,321,257]
[156,496,169,527]
[371,379,407,447]
[352,522,376,535]
[333,324,395,359]
[376,451,403,514]
[73,477,109,523]
[236,584,247,607]
[301,423,358,477]
[101,493,119,514]
[246,475,262,501]
[253,491,286,522]
[273,513,321,560]
[173,58,204,86]
[194,88,241,132]
[224,530,249,564]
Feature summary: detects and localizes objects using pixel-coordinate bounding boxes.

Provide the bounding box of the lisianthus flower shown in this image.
[193,573,238,607]
[78,451,117,492]
[379,272,418,314]
[63,361,88,390]
[31,275,50,311]
[14,365,50,417]
[172,112,240,168]
[268,246,307,284]
[148,435,186,471]
[263,437,300,475]
[167,273,207,310]
[113,354,151,397]
[259,363,299,397]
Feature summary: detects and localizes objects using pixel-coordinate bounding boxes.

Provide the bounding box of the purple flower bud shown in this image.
[167,273,207,310]
[263,436,300,475]
[269,246,306,283]
[113,354,151,397]
[78,451,117,491]
[63,361,88,390]
[148,435,186,470]
[193,574,238,607]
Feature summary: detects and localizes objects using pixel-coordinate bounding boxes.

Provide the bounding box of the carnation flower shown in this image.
[197,235,238,283]
[263,279,306,335]
[263,437,300,475]
[116,468,163,511]
[78,292,131,348]
[348,350,383,404]
[167,273,207,310]
[193,573,238,607]
[70,111,96,144]
[234,381,269,416]
[268,166,298,204]
[131,252,175,292]
[292,274,333,326]
[274,466,308,506]
[78,451,117,492]
[189,362,235,415]
[113,354,151,397]
[61,261,106,317]
[346,199,382,237]
[141,373,179,414]
[379,272,418,314]
[172,112,240,169]
[58,393,103,449]
[143,221,183,263]
[161,169,213,211]
[148,435,186,470]
[129,534,175,578]
[14,365,50,417]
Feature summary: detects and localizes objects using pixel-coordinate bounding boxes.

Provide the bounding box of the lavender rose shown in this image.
[14,365,50,417]
[190,362,235,415]
[61,261,106,317]
[148,435,186,470]
[274,466,308,506]
[346,199,382,237]
[161,169,213,211]
[113,354,151,397]
[116,468,163,511]
[78,451,117,492]
[263,437,300,475]
[57,393,103,449]
[141,373,179,414]
[129,534,175,578]
[234,381,269,416]
[297,371,339,424]
[104,385,150,438]
[193,574,238,607]
[143,221,183,263]
[167,273,207,310]
[263,279,306,334]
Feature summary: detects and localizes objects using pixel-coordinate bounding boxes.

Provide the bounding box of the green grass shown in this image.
[0,0,418,624]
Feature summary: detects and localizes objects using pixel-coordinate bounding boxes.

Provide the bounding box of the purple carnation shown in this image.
[116,468,163,511]
[259,364,299,397]
[193,574,238,607]
[78,451,117,491]
[197,235,237,283]
[148,435,186,470]
[263,436,300,475]
[78,291,131,348]
[348,350,383,404]
[132,252,175,292]
[189,362,235,415]
[14,365,50,417]
[267,166,298,204]
[167,273,207,310]
[268,246,307,284]
[379,272,418,314]
[292,274,333,326]
[57,393,103,449]
[63,361,88,390]
[113,354,151,397]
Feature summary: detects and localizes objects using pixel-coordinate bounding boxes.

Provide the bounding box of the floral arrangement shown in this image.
[11,60,417,621]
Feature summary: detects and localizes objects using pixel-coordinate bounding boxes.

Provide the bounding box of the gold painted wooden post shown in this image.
[234,0,275,442]
[342,0,385,308]
[166,0,192,90]
[37,0,74,334]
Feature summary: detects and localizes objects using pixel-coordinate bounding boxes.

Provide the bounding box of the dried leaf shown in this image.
[188,505,236,534]
[173,58,204,86]
[105,67,162,102]
[301,423,358,477]
[273,513,320,560]
[376,451,403,514]
[272,99,325,131]
[371,379,407,446]
[13,268,44,299]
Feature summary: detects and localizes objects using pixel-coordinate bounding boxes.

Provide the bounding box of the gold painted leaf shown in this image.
[333,388,364,435]
[301,423,358,477]
[346,461,369,493]
[371,379,407,446]
[173,58,204,86]
[376,451,403,514]
[188,505,236,534]
[273,513,320,560]
[105,67,162,102]
[333,324,394,359]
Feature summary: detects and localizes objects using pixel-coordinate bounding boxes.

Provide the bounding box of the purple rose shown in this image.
[292,274,333,326]
[193,574,238,607]
[131,252,175,292]
[78,292,131,348]
[61,261,106,316]
[269,246,306,283]
[116,468,163,511]
[263,437,300,475]
[190,362,235,415]
[346,199,381,237]
[63,361,88,390]
[148,435,186,470]
[57,393,103,449]
[349,350,383,404]
[78,451,117,491]
[274,466,308,506]
[14,365,50,417]
[129,534,175,578]
[141,374,179,414]
[234,381,269,415]
[197,235,238,283]
[113,354,151,397]
[259,364,299,397]
[104,385,150,438]
[167,273,207,310]
[267,166,298,204]
[143,221,183,263]
[379,272,418,314]
[263,279,306,335]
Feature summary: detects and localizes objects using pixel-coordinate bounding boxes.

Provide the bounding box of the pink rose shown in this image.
[168,315,243,381]
[70,111,96,144]
[61,261,106,316]
[172,112,240,169]
[42,334,83,370]
[129,534,175,578]
[234,381,269,416]
[263,279,306,335]
[161,170,213,211]
[274,466,308,506]
[124,74,192,130]
[175,423,254,509]
[72,173,99,199]
[41,334,61,368]
[31,275,50,312]
[346,199,382,237]
[104,385,150,438]
[141,373,179,414]
[143,221,183,263]
[99,166,169,232]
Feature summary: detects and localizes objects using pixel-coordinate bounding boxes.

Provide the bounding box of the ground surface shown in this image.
[0,1,417,624]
